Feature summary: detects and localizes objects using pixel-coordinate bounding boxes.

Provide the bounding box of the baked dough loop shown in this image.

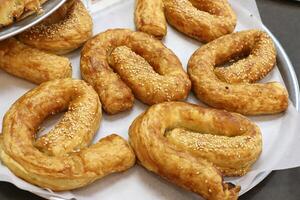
[0,79,135,191]
[17,0,93,55]
[135,0,236,42]
[0,0,47,28]
[0,38,71,84]
[188,30,289,115]
[129,102,262,200]
[80,29,191,114]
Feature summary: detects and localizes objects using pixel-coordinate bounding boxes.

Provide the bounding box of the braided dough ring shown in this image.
[129,102,262,200]
[135,0,236,42]
[0,38,71,84]
[0,79,135,191]
[17,0,93,55]
[188,30,289,115]
[81,29,191,114]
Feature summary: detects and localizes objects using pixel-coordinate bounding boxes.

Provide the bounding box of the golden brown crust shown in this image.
[0,79,136,191]
[0,0,46,28]
[17,0,93,55]
[188,30,289,115]
[135,0,167,38]
[80,28,191,114]
[135,0,236,42]
[129,102,262,200]
[164,0,237,42]
[214,31,276,83]
[0,38,72,84]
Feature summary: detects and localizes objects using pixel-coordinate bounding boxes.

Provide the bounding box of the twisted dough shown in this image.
[135,0,236,42]
[0,0,47,28]
[81,29,191,114]
[0,79,135,191]
[0,38,71,84]
[17,0,93,55]
[129,102,262,200]
[188,30,289,115]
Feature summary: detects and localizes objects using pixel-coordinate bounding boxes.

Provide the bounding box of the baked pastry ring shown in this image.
[81,28,191,114]
[188,30,289,115]
[0,0,47,28]
[0,38,72,84]
[0,79,135,191]
[129,102,262,200]
[17,0,93,55]
[135,0,237,42]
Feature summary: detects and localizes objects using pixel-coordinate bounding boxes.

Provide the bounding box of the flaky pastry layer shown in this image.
[0,79,135,191]
[188,30,288,115]
[135,0,237,42]
[17,0,93,55]
[0,38,71,84]
[0,0,47,28]
[129,102,262,200]
[81,28,191,114]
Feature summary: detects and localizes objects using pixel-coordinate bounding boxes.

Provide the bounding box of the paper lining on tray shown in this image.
[0,0,300,200]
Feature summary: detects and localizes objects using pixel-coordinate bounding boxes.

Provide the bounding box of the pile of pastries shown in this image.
[0,0,289,199]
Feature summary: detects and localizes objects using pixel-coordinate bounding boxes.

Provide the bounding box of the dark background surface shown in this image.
[0,0,299,199]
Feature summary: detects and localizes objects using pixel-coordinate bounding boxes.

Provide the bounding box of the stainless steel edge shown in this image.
[242,25,300,196]
[0,0,67,41]
[262,25,300,111]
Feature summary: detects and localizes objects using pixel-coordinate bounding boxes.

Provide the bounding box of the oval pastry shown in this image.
[81,29,191,114]
[0,79,135,191]
[135,0,236,42]
[188,30,289,115]
[214,30,276,84]
[129,102,262,200]
[0,38,71,84]
[17,0,93,55]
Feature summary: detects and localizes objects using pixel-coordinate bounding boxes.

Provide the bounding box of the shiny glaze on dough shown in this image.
[130,102,262,200]
[0,79,135,191]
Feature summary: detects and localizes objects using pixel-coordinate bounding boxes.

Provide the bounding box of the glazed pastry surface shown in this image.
[18,0,93,55]
[188,30,288,115]
[0,0,47,28]
[81,28,191,114]
[135,0,167,38]
[0,79,136,191]
[130,102,262,200]
[135,0,236,42]
[0,38,71,84]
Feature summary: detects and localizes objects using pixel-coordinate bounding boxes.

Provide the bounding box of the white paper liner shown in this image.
[0,0,299,199]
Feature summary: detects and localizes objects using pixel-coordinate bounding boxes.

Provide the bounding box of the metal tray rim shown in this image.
[0,0,67,41]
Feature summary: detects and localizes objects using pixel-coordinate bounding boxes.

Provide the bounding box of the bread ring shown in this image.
[129,102,262,200]
[188,30,289,115]
[0,38,71,84]
[17,0,93,55]
[135,0,236,42]
[80,29,191,114]
[135,0,167,38]
[0,0,46,28]
[214,30,276,84]
[0,79,135,191]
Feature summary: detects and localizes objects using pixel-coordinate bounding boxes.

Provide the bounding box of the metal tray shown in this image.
[0,0,67,41]
[0,1,299,199]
